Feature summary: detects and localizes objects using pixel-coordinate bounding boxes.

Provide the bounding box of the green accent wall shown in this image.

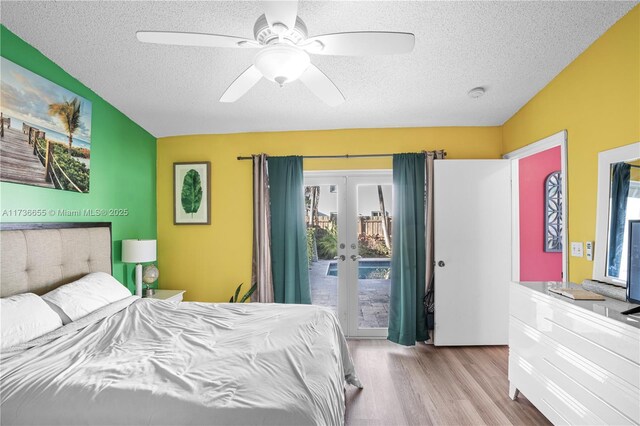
[0,25,157,292]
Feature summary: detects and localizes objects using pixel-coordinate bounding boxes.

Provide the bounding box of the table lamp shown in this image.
[122,239,157,296]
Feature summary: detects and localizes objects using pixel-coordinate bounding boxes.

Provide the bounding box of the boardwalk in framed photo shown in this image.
[0,57,92,193]
[0,124,54,188]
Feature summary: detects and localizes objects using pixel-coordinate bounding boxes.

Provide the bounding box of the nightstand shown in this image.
[143,289,185,302]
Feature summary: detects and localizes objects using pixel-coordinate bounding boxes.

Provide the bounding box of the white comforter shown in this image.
[1,298,361,426]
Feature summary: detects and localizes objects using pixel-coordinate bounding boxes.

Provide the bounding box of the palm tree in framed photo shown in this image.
[48,98,81,153]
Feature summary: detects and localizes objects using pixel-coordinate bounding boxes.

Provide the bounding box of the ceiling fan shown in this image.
[136,1,415,106]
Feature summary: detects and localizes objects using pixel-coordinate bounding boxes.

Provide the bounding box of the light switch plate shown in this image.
[585,241,593,261]
[571,242,584,257]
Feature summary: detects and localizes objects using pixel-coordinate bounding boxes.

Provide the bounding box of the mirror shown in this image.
[593,142,640,285]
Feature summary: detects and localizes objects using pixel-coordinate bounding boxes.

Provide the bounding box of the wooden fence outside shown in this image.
[359,217,392,238]
[309,215,392,238]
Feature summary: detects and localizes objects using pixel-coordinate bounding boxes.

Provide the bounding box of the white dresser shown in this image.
[509,282,640,425]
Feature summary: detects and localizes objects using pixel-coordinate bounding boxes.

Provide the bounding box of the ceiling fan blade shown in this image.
[264,1,298,32]
[220,65,263,103]
[303,32,415,56]
[299,64,345,106]
[136,31,260,49]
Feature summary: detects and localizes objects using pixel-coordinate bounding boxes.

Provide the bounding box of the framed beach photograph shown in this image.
[174,162,211,225]
[0,57,92,193]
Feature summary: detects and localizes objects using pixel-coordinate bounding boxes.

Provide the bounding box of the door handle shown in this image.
[350,254,362,261]
[334,255,346,261]
[438,261,445,267]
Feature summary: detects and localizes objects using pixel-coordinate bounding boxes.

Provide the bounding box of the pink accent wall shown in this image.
[519,146,562,281]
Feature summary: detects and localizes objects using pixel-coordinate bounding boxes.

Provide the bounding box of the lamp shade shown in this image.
[122,239,156,263]
[254,44,310,86]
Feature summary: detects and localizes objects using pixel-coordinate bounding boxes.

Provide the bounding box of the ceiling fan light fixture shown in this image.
[254,44,310,87]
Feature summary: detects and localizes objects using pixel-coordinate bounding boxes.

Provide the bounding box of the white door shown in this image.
[433,160,511,346]
[305,171,392,338]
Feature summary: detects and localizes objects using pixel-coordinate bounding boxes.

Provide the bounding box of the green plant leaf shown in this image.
[239,283,257,303]
[181,169,203,215]
[232,283,243,303]
[316,225,338,259]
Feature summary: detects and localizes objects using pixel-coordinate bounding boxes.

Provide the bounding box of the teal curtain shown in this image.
[268,156,311,304]
[388,153,427,346]
[608,162,631,277]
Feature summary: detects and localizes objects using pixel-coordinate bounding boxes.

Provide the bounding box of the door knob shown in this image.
[350,254,362,261]
[334,255,346,261]
[438,261,445,267]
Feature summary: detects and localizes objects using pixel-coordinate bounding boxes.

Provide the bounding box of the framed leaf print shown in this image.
[174,162,211,225]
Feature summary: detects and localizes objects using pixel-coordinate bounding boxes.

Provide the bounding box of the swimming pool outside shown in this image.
[326,259,391,279]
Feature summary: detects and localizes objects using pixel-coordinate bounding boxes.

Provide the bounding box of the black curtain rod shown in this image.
[237,152,446,161]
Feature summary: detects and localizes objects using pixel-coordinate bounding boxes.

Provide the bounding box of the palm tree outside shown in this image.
[48,98,81,153]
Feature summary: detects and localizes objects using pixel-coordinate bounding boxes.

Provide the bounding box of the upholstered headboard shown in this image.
[0,222,112,297]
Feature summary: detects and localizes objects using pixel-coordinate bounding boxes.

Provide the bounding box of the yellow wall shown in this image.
[503,5,640,283]
[157,127,502,301]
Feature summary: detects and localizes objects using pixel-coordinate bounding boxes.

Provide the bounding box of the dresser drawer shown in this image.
[510,351,609,425]
[510,318,639,424]
[510,284,640,366]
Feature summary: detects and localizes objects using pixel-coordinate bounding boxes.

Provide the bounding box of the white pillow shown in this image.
[41,272,131,323]
[1,293,63,350]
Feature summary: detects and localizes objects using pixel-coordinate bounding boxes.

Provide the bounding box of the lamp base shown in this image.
[144,287,155,297]
[135,263,143,296]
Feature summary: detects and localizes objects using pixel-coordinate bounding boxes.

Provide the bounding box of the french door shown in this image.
[304,171,392,338]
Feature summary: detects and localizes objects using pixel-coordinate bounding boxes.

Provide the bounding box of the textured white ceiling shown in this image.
[1,1,637,137]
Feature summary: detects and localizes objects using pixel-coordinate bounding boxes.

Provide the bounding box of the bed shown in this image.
[0,222,361,425]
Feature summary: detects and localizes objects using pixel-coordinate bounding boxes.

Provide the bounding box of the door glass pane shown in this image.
[305,184,338,316]
[356,184,392,329]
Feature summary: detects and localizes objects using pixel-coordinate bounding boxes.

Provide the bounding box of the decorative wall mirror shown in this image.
[593,142,640,286]
[544,171,562,252]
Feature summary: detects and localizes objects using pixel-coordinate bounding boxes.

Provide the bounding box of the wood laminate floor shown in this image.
[345,340,550,426]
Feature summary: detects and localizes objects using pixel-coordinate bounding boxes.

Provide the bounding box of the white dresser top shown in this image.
[514,282,640,330]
